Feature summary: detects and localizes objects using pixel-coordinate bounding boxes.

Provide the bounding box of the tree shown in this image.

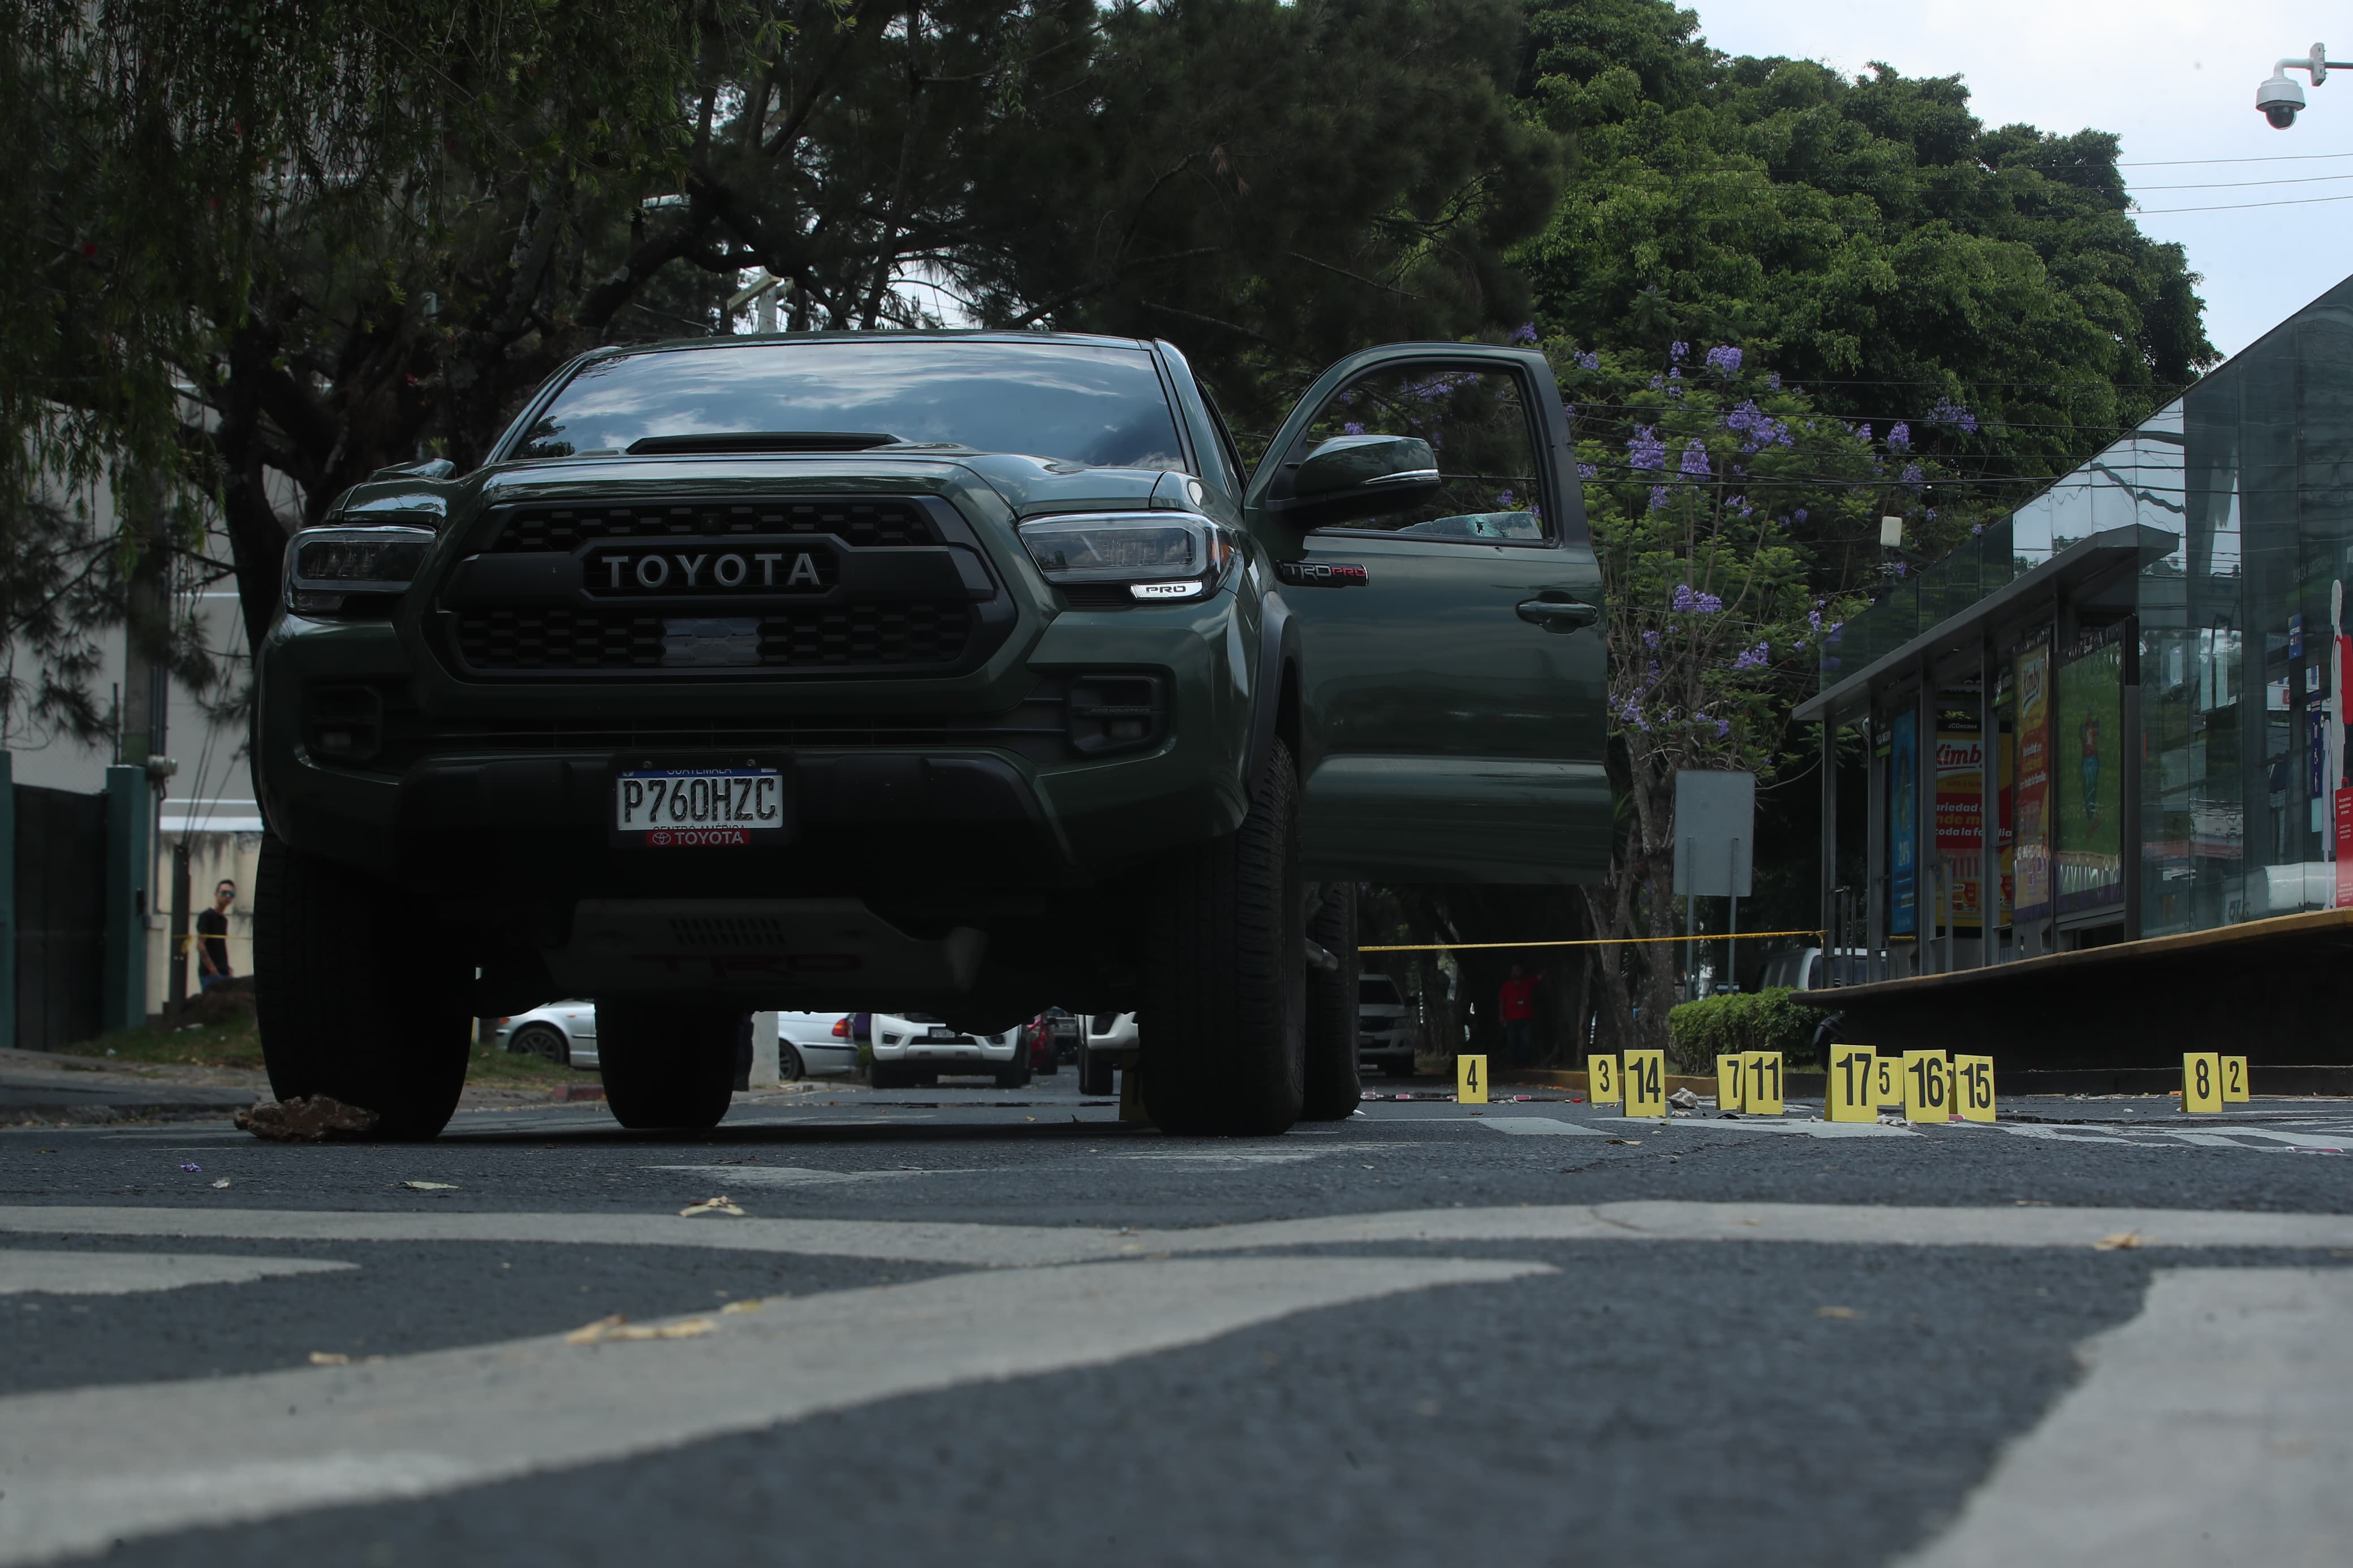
[4,0,1561,739]
[1556,336,1938,1060]
[1515,0,2217,525]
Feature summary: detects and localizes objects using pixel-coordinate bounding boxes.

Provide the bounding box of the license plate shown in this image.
[615,768,786,847]
[925,1028,961,1041]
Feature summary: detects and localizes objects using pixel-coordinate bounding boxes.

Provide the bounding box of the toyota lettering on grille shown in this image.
[592,546,834,594]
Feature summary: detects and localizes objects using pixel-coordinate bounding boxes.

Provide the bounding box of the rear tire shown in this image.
[596,1000,738,1130]
[509,1023,570,1066]
[1300,882,1362,1121]
[778,1042,805,1082]
[1078,1049,1116,1096]
[253,835,469,1141]
[1140,741,1305,1137]
[994,1049,1032,1090]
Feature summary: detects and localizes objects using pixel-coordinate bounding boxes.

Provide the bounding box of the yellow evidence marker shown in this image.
[2182,1052,2223,1114]
[1623,1048,1668,1118]
[2222,1055,2251,1104]
[1954,1055,1997,1122]
[1457,1053,1489,1105]
[1901,1049,1951,1123]
[1826,1045,1877,1122]
[1740,1050,1785,1115]
[1715,1054,1744,1111]
[1873,1053,1901,1108]
[1587,1053,1621,1105]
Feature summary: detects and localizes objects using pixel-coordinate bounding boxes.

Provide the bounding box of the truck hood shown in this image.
[331,450,1195,533]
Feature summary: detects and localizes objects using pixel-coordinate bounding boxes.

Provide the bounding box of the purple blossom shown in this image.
[1930,398,1978,434]
[1562,403,1577,422]
[1765,372,1781,391]
[1496,489,1515,508]
[1575,350,1600,370]
[1576,462,1598,480]
[1641,629,1660,649]
[1715,719,1732,739]
[1807,608,1823,634]
[1509,322,1539,344]
[1722,399,1793,453]
[1893,561,1909,577]
[1627,425,1665,471]
[1900,461,1925,489]
[1343,422,1365,435]
[1971,522,1985,534]
[1705,345,1743,377]
[1887,422,1911,452]
[1647,486,1669,512]
[1679,439,1712,479]
[1671,584,1723,615]
[1733,641,1770,671]
[1852,422,1873,443]
[1670,341,1690,362]
[1794,508,1808,524]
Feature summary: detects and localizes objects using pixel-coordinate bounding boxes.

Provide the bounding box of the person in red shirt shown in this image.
[1498,965,1542,1065]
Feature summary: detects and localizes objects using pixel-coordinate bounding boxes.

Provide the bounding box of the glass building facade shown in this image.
[1805,274,2353,971]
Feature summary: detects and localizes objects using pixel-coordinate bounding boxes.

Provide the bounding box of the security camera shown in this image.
[2259,71,2306,128]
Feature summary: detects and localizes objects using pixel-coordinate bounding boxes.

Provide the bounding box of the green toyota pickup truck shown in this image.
[254,332,1608,1138]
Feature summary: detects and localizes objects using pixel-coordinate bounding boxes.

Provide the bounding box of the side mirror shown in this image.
[1272,435,1441,528]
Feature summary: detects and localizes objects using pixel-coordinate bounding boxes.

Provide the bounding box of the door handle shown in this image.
[1516,598,1598,632]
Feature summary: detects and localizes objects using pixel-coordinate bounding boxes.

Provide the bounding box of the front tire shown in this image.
[253,835,469,1141]
[1300,882,1362,1121]
[596,1001,738,1130]
[1140,741,1305,1137]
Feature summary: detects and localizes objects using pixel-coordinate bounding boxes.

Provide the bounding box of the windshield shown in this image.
[511,340,1186,470]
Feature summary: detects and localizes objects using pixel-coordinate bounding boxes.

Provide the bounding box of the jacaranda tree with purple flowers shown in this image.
[1552,338,1945,1059]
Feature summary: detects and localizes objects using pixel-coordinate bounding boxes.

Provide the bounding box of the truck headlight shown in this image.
[1016,512,1234,602]
[282,525,436,615]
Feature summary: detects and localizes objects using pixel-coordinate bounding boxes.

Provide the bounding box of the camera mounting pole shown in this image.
[2257,44,2353,128]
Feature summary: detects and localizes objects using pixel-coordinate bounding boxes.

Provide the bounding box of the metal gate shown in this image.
[15,784,106,1050]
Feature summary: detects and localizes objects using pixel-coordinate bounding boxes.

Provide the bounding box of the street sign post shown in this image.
[1674,770,1757,996]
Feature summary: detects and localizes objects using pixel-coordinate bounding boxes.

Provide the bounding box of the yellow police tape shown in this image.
[1359,929,1825,953]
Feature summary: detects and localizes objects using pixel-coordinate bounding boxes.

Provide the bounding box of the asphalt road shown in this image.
[2,1070,2349,1567]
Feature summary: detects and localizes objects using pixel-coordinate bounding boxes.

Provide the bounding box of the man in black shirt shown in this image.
[196,879,235,992]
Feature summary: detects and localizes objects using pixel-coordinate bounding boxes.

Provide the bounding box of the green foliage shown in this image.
[1665,987,1816,1070]
[1515,0,2217,552]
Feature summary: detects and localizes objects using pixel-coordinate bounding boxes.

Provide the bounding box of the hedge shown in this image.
[1665,988,1819,1070]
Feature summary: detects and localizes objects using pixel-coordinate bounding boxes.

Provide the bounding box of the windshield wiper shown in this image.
[626,431,903,455]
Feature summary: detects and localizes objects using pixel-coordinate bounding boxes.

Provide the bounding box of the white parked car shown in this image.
[495,1002,598,1068]
[1079,1011,1138,1095]
[868,1013,1027,1090]
[497,1005,856,1079]
[777,1012,859,1079]
[1356,973,1413,1078]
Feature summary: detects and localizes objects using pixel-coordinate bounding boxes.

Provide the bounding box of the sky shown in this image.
[1687,0,2353,361]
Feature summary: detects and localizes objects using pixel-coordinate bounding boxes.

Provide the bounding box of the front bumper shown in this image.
[257,594,1256,897]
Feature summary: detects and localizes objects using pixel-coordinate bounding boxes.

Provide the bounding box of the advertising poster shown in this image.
[2055,628,2125,918]
[1890,709,1917,936]
[2012,639,2052,919]
[1934,711,1984,927]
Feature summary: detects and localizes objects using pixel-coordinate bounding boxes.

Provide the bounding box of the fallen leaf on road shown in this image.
[308,1351,351,1366]
[2093,1231,2145,1251]
[236,1095,379,1142]
[1605,1138,1641,1146]
[565,1315,717,1345]
[1816,1306,1860,1320]
[399,1180,459,1191]
[210,1178,231,1189]
[679,1196,746,1218]
[719,1298,765,1315]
